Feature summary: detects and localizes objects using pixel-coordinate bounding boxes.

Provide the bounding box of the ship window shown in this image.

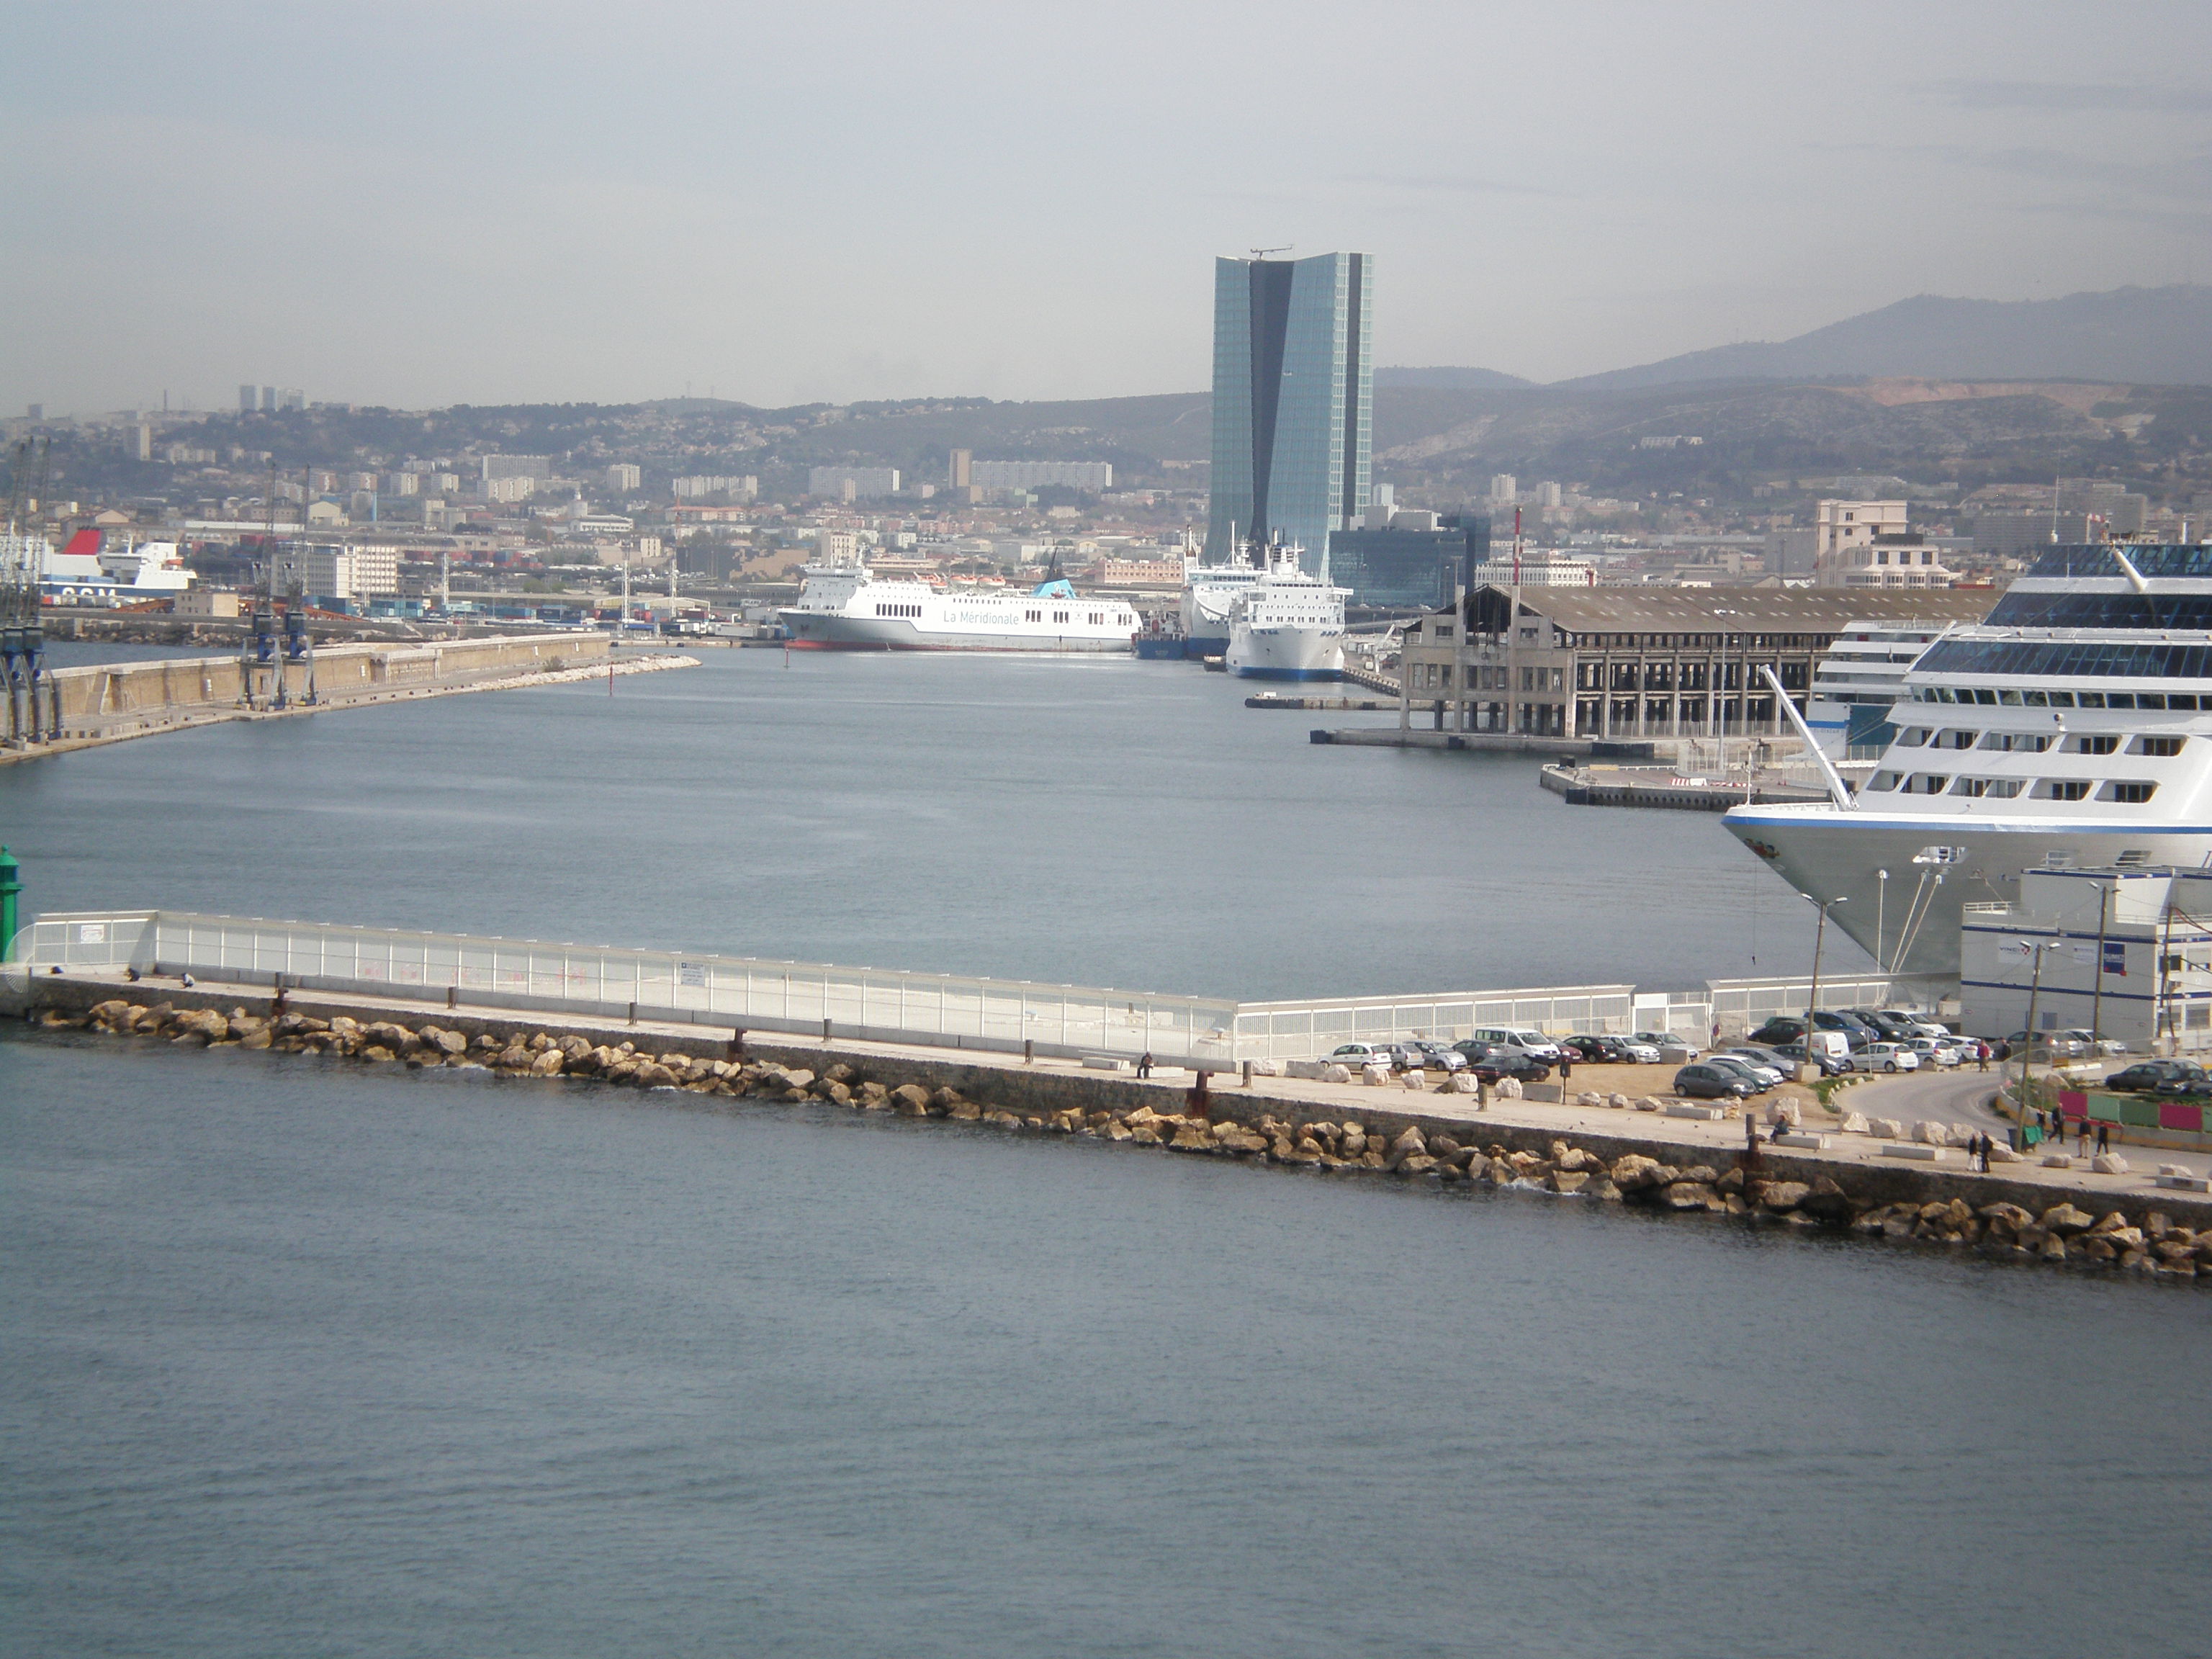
[1897,727,1931,746]
[1868,771,1901,791]
[2077,693,2105,708]
[2069,734,2119,755]
[2048,692,2076,707]
[1981,732,2051,752]
[1904,773,1950,794]
[2036,780,2091,801]
[2023,691,2048,707]
[1951,778,2026,798]
[1998,690,2023,706]
[2136,736,2185,757]
[2104,781,2159,804]
[1026,609,1041,621]
[1936,729,1977,749]
[1053,611,1069,624]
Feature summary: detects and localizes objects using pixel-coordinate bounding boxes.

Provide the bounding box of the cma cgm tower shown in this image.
[1206,251,1374,575]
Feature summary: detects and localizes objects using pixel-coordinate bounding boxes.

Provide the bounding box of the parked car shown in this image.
[1701,1054,1776,1092]
[1900,1036,1961,1068]
[1770,1039,1847,1078]
[1452,1040,1553,1083]
[1465,1026,1563,1064]
[1674,1062,1755,1100]
[2059,1028,2128,1056]
[1630,1031,1685,1054]
[1845,1041,1921,1074]
[1750,1012,1871,1051]
[2005,1030,2085,1059]
[1727,1043,1799,1073]
[1717,1049,1789,1087]
[1406,1040,1467,1073]
[1329,1043,1393,1067]
[1562,1034,1662,1064]
[1878,1010,1952,1040]
[2108,1059,2206,1093]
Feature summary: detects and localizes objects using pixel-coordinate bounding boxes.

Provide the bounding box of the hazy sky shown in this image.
[4,1,2207,414]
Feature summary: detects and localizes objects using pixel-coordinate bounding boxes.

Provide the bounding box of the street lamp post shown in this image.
[1802,894,1847,1081]
[2017,938,2062,1132]
[1875,868,1889,974]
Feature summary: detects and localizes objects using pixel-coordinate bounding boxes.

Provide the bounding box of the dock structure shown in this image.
[0,634,689,763]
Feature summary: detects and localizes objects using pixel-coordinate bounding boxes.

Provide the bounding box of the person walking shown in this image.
[2075,1115,2091,1156]
[1976,1041,1990,1073]
[2096,1121,2110,1156]
[1137,1050,1153,1080]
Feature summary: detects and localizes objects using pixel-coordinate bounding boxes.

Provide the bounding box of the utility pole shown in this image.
[1800,893,1846,1079]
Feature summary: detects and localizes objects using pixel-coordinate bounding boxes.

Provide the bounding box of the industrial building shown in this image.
[1396,585,1993,739]
[1206,251,1373,575]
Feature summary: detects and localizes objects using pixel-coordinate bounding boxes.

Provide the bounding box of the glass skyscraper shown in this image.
[1206,251,1373,575]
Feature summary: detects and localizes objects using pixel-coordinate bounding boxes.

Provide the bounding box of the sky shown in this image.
[4,0,2208,415]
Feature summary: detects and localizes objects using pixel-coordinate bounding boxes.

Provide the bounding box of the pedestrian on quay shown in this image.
[1977,1132,1992,1172]
[1976,1041,1990,1073]
[1137,1050,1153,1079]
[2076,1115,2091,1156]
[2096,1121,2110,1156]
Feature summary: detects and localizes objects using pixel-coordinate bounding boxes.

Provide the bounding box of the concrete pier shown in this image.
[1,635,694,764]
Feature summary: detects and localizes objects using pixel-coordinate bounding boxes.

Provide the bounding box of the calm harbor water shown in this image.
[4,1033,2208,1658]
[0,648,1849,999]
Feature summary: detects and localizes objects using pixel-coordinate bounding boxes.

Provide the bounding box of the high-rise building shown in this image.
[606,463,642,493]
[239,385,257,413]
[261,385,276,411]
[948,449,971,488]
[1207,251,1372,573]
[1488,475,1518,505]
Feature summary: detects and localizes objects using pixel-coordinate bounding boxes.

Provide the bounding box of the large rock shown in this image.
[1840,1111,1870,1135]
[1912,1120,1951,1146]
[2042,1203,2095,1235]
[1323,1064,1352,1084]
[889,1084,932,1115]
[2091,1153,2131,1175]
[1449,1072,1479,1094]
[1658,1181,1720,1211]
[1609,1154,1665,1191]
[1385,1126,1429,1172]
[1496,1076,1524,1100]
[1548,1171,1590,1195]
[1755,1181,1811,1213]
[1361,1064,1390,1087]
[1873,1118,1905,1139]
[1798,1176,1854,1221]
[1169,1124,1218,1152]
[1401,1070,1429,1090]
[530,1048,565,1076]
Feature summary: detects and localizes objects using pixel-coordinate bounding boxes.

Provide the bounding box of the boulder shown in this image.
[1555,1146,1596,1172]
[858,1081,889,1107]
[1214,1124,1269,1155]
[781,1069,816,1092]
[822,1063,855,1084]
[1587,1178,1624,1202]
[1873,1118,1905,1139]
[1548,1171,1590,1195]
[820,1081,852,1105]
[1985,1141,2021,1164]
[1449,1072,1479,1094]
[1608,1092,1632,1110]
[2042,1203,2095,1234]
[636,1062,678,1087]
[1913,1120,1951,1146]
[889,1084,932,1115]
[495,1046,531,1070]
[1609,1154,1665,1191]
[1840,1111,1870,1135]
[1385,1126,1429,1172]
[2091,1153,2131,1175]
[2042,1153,2074,1169]
[1362,1064,1390,1087]
[1496,1076,1524,1100]
[1339,1127,1367,1158]
[1635,1097,1662,1112]
[929,1087,964,1112]
[1401,1070,1428,1090]
[1756,1181,1811,1213]
[362,1045,397,1064]
[1395,1154,1439,1177]
[1323,1064,1352,1083]
[86,999,132,1027]
[530,1048,565,1076]
[1577,1090,1604,1107]
[1799,1176,1854,1222]
[1166,1124,1215,1152]
[1658,1181,1720,1211]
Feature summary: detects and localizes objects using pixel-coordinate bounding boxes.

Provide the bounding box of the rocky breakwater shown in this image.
[31,997,2212,1285]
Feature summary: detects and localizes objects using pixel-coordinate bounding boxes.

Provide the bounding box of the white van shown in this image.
[1467,1027,1563,1064]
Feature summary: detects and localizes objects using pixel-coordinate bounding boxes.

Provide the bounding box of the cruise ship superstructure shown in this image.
[1725,544,2212,983]
[1224,542,1347,680]
[1802,616,1959,760]
[780,562,1136,652]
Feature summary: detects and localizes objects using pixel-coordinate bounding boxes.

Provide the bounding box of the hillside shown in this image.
[1560,284,2212,390]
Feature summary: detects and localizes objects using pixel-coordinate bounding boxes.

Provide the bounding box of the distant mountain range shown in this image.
[1382,284,2212,392]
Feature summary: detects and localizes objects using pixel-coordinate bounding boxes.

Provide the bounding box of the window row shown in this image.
[1909,685,2212,710]
[1894,729,2183,757]
[874,603,922,618]
[1865,773,2159,804]
[1915,639,2212,680]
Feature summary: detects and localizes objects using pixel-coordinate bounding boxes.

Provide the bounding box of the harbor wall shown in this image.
[15,974,2212,1249]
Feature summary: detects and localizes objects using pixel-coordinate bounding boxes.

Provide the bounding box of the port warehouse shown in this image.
[9,910,1910,1069]
[1397,587,1993,739]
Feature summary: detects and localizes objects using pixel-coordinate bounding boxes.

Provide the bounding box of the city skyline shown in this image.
[2,1,2208,414]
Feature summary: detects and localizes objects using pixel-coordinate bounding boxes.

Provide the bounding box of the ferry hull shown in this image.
[780,612,1131,653]
[1227,627,1343,680]
[1722,802,2212,983]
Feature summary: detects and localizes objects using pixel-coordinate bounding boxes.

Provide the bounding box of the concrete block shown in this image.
[1081,1054,1131,1071]
[2158,1163,2190,1177]
[2154,1172,2212,1192]
[1775,1132,1831,1150]
[1882,1143,1949,1161]
[2090,1153,2131,1175]
[1665,1102,1725,1120]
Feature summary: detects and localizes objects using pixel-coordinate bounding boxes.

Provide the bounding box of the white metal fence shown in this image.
[7,909,1941,1066]
[1231,985,1637,1065]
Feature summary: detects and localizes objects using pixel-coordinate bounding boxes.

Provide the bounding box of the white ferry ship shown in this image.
[1726,542,2212,981]
[6,529,196,607]
[1224,544,1347,680]
[1179,556,1262,657]
[780,562,1136,652]
[1802,616,1959,760]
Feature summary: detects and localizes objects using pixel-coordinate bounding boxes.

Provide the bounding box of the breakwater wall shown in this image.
[4,635,685,763]
[19,976,2212,1280]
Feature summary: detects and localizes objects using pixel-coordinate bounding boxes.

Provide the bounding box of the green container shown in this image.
[2088,1095,2124,1123]
[2119,1094,2161,1129]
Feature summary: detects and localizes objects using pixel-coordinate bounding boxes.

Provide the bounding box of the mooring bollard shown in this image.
[446,984,458,1010]
[727,1028,745,1061]
[627,1000,637,1026]
[1242,1060,1252,1088]
[822,1017,832,1042]
[1188,1068,1210,1119]
[1024,1038,1034,1064]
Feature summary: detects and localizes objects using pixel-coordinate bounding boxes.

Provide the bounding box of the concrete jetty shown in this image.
[15,966,2212,1277]
[1,635,695,763]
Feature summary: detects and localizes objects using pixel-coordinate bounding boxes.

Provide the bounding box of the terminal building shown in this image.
[1396,585,1993,739]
